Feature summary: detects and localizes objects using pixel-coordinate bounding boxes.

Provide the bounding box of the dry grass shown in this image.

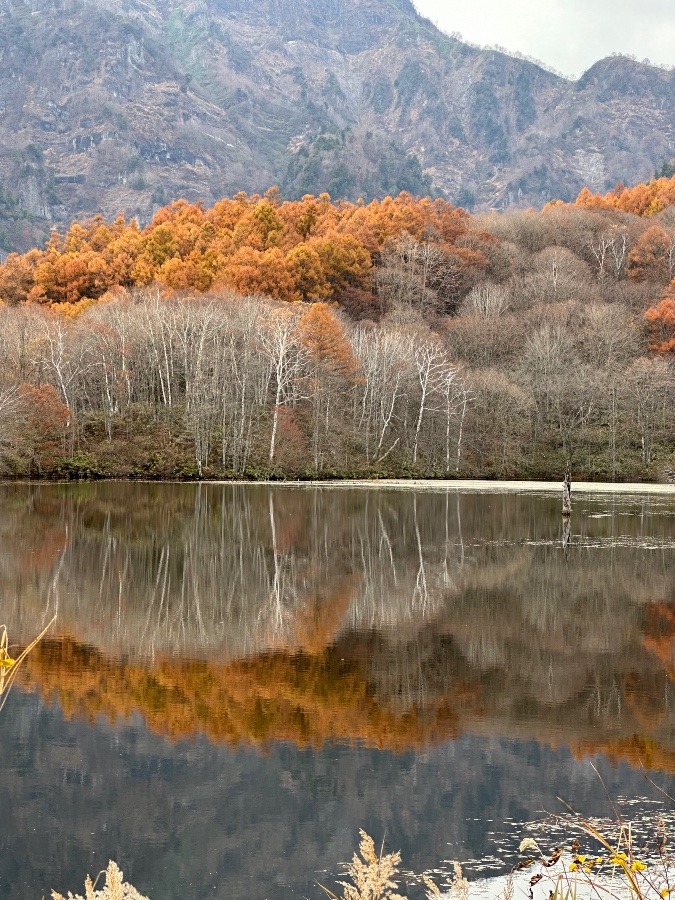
[324,806,674,900]
[322,830,407,900]
[550,812,674,900]
[425,861,470,900]
[516,794,675,900]
[51,861,149,900]
[0,617,54,712]
[323,830,470,900]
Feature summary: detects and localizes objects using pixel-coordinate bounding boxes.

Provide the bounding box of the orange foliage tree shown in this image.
[628,225,675,283]
[0,191,473,311]
[575,174,675,217]
[286,244,332,302]
[16,382,70,470]
[298,302,358,379]
[0,250,40,304]
[219,246,298,301]
[645,280,675,353]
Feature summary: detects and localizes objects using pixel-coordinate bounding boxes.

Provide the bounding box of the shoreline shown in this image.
[2,477,675,494]
[214,478,675,493]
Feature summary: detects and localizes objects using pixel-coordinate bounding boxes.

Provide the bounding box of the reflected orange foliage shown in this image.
[15,522,68,572]
[17,636,467,751]
[642,602,675,676]
[13,624,675,771]
[291,575,360,655]
[572,735,675,773]
[622,671,667,730]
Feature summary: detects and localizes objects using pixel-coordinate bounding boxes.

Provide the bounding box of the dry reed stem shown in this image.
[324,831,469,900]
[448,862,470,900]
[51,861,149,900]
[0,617,55,712]
[322,830,406,900]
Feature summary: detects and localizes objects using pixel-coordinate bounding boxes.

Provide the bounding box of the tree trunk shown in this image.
[562,462,572,516]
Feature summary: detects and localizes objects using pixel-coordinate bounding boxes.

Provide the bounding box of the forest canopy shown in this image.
[0,178,673,481]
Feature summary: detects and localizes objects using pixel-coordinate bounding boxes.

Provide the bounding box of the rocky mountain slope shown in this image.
[0,0,674,250]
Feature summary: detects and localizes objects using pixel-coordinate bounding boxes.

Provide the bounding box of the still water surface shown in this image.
[1,482,674,898]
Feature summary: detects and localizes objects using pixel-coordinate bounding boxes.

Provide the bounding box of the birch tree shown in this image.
[258,306,307,463]
[352,326,413,464]
[411,337,457,465]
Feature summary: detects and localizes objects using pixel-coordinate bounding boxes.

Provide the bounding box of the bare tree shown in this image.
[579,303,637,478]
[0,383,21,460]
[257,305,307,463]
[411,337,458,465]
[36,312,92,427]
[591,234,612,282]
[445,374,473,473]
[607,228,628,279]
[220,297,270,473]
[376,233,439,316]
[352,325,413,464]
[469,369,534,474]
[462,282,510,318]
[622,357,674,467]
[137,288,179,409]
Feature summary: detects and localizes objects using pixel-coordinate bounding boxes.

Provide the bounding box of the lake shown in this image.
[1,482,674,899]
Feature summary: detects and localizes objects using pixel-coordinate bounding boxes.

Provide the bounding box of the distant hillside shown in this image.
[0,0,674,250]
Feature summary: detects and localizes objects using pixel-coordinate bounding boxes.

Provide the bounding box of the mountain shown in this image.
[0,0,674,250]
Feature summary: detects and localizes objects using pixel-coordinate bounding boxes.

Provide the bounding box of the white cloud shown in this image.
[413,0,675,78]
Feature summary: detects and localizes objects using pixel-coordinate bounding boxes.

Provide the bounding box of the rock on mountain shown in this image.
[0,0,674,250]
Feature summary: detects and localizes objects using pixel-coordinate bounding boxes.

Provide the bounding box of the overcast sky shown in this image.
[413,0,675,79]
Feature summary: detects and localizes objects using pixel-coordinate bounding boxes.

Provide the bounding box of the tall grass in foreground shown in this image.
[326,801,674,900]
[320,830,469,900]
[45,806,675,900]
[522,801,675,900]
[51,861,149,900]
[40,811,675,899]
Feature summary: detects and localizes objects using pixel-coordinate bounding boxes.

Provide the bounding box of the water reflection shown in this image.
[7,690,671,900]
[2,482,675,898]
[2,483,674,762]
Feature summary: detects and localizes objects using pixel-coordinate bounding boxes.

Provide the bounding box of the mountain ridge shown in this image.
[0,0,674,250]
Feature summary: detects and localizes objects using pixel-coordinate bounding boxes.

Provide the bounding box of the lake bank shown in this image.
[3,474,675,492]
[211,478,675,494]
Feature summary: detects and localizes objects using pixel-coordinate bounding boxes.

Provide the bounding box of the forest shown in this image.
[0,177,674,480]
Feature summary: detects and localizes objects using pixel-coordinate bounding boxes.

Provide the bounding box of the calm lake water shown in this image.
[1,482,675,899]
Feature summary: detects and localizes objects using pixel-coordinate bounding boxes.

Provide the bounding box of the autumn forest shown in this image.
[1,176,675,480]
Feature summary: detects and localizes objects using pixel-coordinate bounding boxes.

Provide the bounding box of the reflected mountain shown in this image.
[7,687,675,900]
